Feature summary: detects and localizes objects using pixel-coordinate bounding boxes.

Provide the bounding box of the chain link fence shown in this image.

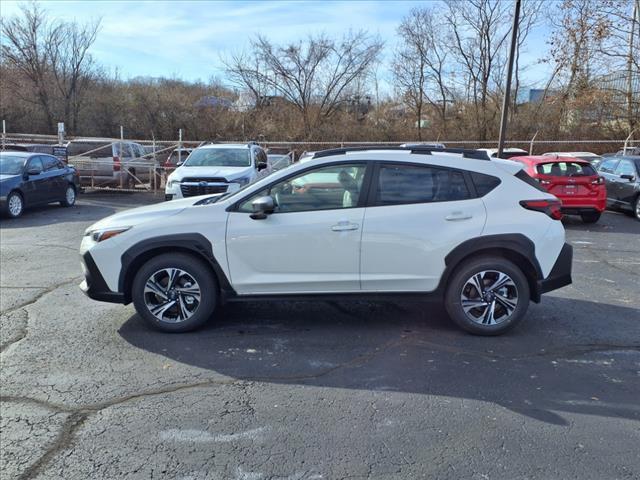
[1,130,638,193]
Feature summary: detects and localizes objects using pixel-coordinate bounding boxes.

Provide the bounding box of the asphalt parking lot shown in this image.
[1,193,639,480]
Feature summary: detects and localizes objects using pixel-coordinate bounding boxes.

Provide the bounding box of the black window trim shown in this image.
[227,159,374,213]
[367,161,477,208]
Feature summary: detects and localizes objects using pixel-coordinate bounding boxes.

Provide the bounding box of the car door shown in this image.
[597,158,621,205]
[226,162,370,294]
[612,159,638,207]
[40,155,67,200]
[360,162,486,292]
[22,156,47,205]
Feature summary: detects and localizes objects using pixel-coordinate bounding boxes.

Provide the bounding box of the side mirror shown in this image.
[256,161,268,171]
[250,195,275,220]
[176,161,184,167]
[26,167,42,176]
[620,174,635,181]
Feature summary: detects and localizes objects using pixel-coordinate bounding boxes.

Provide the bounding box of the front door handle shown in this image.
[331,221,359,232]
[445,212,473,221]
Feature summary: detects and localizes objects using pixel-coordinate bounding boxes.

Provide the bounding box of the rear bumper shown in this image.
[536,243,573,298]
[79,251,126,304]
[561,206,603,215]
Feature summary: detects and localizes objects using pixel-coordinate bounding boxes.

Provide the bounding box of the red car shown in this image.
[510,155,606,223]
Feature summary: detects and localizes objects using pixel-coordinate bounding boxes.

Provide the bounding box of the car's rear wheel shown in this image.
[444,256,530,335]
[132,253,217,332]
[580,212,600,223]
[60,185,76,207]
[5,191,24,218]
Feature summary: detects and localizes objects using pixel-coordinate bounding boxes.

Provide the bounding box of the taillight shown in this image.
[591,176,604,185]
[113,156,121,171]
[520,199,563,220]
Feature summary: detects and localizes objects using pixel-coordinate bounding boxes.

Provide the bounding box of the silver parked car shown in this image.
[66,139,157,187]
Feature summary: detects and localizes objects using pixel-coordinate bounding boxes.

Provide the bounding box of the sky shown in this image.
[1,0,554,93]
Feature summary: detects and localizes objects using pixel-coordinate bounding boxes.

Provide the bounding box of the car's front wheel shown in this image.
[5,191,24,218]
[132,253,217,332]
[444,256,530,335]
[634,196,640,221]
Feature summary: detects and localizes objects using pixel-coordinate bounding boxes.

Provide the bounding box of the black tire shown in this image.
[131,253,217,332]
[4,191,24,218]
[125,169,135,190]
[60,184,76,207]
[444,256,530,336]
[580,212,600,223]
[633,196,640,221]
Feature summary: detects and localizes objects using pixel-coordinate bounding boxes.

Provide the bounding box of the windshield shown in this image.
[0,156,25,175]
[184,148,251,167]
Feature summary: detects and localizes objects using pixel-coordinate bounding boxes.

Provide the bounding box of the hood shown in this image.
[171,165,252,181]
[0,174,21,183]
[86,196,198,233]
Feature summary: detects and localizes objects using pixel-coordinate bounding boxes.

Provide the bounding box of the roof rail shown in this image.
[312,146,490,161]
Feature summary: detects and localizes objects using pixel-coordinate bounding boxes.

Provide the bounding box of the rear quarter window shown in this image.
[470,172,501,196]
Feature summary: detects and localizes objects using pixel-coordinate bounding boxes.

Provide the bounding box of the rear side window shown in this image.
[470,172,501,196]
[614,160,637,176]
[41,155,59,171]
[536,162,595,176]
[375,164,470,206]
[515,169,547,192]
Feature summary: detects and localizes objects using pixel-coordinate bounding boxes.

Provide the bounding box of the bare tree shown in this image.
[1,2,56,130]
[444,0,513,140]
[393,7,453,139]
[225,32,383,137]
[1,1,100,134]
[47,18,101,134]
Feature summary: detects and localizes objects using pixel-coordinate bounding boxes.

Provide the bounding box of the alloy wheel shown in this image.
[66,186,76,205]
[143,268,201,323]
[8,194,23,217]
[460,270,519,325]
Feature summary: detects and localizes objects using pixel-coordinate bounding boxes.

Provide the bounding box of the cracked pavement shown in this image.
[1,193,639,479]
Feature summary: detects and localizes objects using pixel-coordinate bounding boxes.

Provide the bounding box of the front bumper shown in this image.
[537,242,573,297]
[79,251,126,304]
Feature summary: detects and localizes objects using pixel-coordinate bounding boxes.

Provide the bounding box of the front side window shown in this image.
[27,157,44,173]
[185,148,251,167]
[599,158,619,174]
[239,163,367,213]
[375,164,470,206]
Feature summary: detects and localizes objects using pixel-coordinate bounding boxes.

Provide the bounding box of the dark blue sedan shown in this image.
[1,151,80,218]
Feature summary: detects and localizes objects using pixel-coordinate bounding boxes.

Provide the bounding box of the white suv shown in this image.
[80,147,573,336]
[164,143,270,200]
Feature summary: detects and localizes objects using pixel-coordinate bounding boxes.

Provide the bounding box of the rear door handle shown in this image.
[331,221,359,232]
[445,212,473,221]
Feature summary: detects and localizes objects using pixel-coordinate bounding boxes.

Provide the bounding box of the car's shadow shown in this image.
[0,202,117,228]
[562,211,640,234]
[119,297,640,426]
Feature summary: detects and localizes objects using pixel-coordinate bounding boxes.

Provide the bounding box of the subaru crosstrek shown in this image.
[164,143,270,200]
[80,146,573,336]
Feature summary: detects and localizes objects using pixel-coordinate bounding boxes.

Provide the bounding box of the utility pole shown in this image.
[497,0,521,158]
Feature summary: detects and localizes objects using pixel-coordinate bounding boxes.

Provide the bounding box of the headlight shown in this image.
[233,176,252,187]
[86,227,131,243]
[167,178,177,188]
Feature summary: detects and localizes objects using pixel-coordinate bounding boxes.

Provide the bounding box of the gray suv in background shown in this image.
[66,139,157,188]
